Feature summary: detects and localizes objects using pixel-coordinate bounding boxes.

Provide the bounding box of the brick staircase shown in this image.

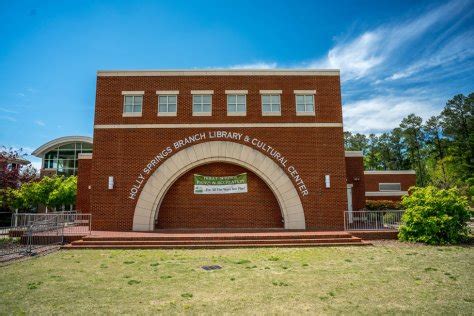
[63,230,371,249]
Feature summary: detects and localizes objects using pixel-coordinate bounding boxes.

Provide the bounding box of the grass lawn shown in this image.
[1,241,473,314]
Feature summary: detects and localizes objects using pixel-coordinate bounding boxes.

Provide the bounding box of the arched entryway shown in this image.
[156,162,284,229]
[132,141,305,231]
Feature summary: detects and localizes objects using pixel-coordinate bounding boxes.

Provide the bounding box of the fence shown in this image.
[0,212,91,262]
[344,210,404,231]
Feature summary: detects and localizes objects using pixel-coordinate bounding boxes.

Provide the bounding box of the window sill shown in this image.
[122,112,142,117]
[296,111,315,116]
[262,112,281,116]
[227,112,247,116]
[157,112,177,117]
[193,112,212,116]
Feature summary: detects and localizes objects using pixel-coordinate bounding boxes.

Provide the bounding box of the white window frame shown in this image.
[294,90,316,116]
[226,90,247,116]
[156,91,179,117]
[122,91,144,117]
[379,183,402,192]
[191,90,213,116]
[260,90,282,116]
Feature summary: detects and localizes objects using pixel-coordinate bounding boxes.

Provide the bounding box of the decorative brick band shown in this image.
[132,141,305,231]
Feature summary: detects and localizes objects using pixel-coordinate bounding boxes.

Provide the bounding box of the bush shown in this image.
[366,200,402,210]
[398,186,471,245]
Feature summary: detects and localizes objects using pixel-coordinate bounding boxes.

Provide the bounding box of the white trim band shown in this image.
[345,151,364,157]
[294,90,316,94]
[78,153,93,159]
[156,90,179,95]
[260,90,282,94]
[94,122,343,129]
[364,170,416,175]
[225,90,248,94]
[98,69,340,77]
[122,91,144,95]
[190,90,214,95]
[366,191,408,197]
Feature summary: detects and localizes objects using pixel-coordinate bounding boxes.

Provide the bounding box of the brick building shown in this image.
[76,69,415,232]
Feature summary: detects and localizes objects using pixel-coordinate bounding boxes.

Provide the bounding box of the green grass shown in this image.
[0,242,473,314]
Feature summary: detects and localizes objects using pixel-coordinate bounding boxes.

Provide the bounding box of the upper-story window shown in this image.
[294,90,316,116]
[122,91,144,117]
[191,90,213,116]
[260,90,282,116]
[226,90,247,116]
[156,91,178,116]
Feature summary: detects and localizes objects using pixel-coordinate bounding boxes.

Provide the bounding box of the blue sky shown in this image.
[1,0,473,168]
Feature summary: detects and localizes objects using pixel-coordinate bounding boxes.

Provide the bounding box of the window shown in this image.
[261,92,281,116]
[42,142,92,176]
[379,183,402,191]
[227,94,246,116]
[192,94,212,116]
[296,94,315,115]
[122,93,143,117]
[158,95,177,116]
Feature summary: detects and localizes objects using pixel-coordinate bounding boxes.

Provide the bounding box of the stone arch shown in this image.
[132,141,305,231]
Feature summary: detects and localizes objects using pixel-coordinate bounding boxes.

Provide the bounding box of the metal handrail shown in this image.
[344,210,405,231]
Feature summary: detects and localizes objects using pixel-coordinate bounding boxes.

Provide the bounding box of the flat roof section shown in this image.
[364,170,416,175]
[97,69,340,77]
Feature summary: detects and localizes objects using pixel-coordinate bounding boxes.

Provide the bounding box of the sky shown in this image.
[1,0,473,169]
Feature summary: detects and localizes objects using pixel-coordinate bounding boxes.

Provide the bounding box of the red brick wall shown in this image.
[76,158,92,213]
[364,173,416,192]
[89,74,347,231]
[345,157,365,211]
[157,162,283,229]
[365,173,416,201]
[94,75,343,125]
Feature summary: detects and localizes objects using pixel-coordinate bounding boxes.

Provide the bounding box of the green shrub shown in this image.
[398,186,470,245]
[366,200,402,210]
[383,212,397,224]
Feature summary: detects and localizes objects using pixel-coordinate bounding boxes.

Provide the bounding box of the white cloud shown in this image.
[343,96,439,133]
[0,115,17,122]
[387,29,474,81]
[309,0,469,81]
[0,107,19,114]
[228,62,278,69]
[35,120,46,127]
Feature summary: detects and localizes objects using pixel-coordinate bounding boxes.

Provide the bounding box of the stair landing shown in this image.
[63,230,372,249]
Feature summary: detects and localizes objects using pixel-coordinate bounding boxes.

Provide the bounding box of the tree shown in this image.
[441,93,474,180]
[424,116,450,187]
[0,146,38,212]
[48,176,77,209]
[5,176,77,212]
[400,114,427,186]
[365,134,384,170]
[389,128,408,170]
[344,131,369,152]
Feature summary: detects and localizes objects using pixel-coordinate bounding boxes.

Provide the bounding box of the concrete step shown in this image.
[72,237,363,246]
[63,241,371,249]
[81,232,353,242]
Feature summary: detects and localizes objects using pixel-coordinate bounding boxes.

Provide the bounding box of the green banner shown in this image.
[194,173,247,194]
